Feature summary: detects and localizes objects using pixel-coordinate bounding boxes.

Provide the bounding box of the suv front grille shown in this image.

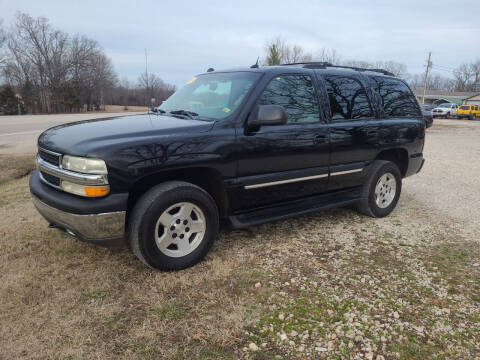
[40,171,61,186]
[38,148,60,166]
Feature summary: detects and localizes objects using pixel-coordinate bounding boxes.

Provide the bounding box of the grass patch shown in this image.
[152,302,187,321]
[0,154,35,185]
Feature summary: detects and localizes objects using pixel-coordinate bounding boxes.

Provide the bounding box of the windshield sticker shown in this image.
[186,77,197,84]
[222,107,231,113]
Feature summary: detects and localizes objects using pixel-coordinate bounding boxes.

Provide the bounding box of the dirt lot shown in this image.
[0,120,479,359]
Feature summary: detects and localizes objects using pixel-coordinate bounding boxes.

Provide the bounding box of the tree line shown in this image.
[263,37,480,93]
[0,13,175,115]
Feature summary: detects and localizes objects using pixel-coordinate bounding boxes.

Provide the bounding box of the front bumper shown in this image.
[30,170,127,243]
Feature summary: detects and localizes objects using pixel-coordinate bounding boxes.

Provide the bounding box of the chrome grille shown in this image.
[38,148,61,166]
[40,171,61,186]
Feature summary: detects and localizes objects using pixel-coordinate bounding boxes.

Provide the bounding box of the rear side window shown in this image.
[372,76,421,118]
[323,75,373,120]
[258,74,320,124]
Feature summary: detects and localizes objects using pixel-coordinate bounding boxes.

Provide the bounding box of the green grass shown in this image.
[152,302,187,321]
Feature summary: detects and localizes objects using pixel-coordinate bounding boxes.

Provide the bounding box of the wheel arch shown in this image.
[374,148,409,177]
[126,167,229,219]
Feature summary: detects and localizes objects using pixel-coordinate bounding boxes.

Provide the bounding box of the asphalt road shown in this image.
[0,112,145,154]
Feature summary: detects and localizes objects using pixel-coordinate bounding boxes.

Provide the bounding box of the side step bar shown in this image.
[229,188,361,229]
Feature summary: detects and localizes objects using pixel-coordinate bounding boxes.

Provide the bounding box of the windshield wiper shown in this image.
[168,109,199,119]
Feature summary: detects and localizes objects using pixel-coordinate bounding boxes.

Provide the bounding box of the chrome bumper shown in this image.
[32,195,125,241]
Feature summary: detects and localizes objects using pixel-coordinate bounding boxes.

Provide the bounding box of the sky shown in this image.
[1,0,479,87]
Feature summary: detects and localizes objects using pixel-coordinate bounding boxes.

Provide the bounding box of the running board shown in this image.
[229,188,361,229]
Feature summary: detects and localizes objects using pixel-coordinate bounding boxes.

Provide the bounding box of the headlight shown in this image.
[62,155,108,174]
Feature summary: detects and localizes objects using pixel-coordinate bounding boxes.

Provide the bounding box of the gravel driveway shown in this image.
[405,119,480,238]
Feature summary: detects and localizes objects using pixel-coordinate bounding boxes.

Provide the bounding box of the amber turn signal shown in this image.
[85,186,110,197]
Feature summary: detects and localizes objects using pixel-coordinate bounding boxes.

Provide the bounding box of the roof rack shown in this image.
[280,62,395,76]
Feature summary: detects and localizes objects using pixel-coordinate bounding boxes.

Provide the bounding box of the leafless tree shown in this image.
[1,12,162,113]
[313,47,342,64]
[0,19,7,69]
[263,37,312,65]
[137,72,175,107]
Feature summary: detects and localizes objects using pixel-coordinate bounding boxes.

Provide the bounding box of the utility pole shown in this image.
[144,48,148,107]
[421,52,432,105]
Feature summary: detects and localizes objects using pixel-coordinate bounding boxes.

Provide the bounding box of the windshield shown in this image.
[159,72,261,120]
[438,103,452,108]
[460,105,470,110]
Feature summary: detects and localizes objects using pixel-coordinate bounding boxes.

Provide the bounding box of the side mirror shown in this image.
[248,105,288,127]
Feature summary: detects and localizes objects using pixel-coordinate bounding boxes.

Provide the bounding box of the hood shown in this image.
[38,113,215,156]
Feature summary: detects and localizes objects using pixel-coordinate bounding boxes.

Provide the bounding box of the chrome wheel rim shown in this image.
[374,172,396,209]
[154,202,206,258]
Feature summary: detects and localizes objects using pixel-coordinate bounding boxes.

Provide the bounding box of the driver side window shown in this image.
[258,75,320,124]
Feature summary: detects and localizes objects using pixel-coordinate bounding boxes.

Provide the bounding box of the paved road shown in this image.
[0,112,145,154]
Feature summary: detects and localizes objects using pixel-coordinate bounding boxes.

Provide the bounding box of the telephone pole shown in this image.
[144,48,148,107]
[421,52,432,105]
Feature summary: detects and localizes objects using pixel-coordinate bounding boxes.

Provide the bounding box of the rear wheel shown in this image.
[128,181,219,270]
[357,161,402,218]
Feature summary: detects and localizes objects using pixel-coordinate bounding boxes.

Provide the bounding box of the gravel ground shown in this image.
[404,119,480,238]
[0,119,479,359]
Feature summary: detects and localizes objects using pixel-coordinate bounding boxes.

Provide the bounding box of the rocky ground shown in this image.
[0,119,478,359]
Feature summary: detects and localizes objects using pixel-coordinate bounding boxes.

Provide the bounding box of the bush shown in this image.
[0,86,20,115]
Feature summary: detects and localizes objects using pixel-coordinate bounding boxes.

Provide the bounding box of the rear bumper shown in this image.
[30,170,127,243]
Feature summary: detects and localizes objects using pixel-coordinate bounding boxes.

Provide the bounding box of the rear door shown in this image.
[319,73,376,191]
[232,73,330,211]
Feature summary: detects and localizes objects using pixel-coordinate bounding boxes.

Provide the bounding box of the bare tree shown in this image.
[1,12,136,113]
[137,72,175,107]
[314,47,342,64]
[263,37,312,65]
[0,19,7,69]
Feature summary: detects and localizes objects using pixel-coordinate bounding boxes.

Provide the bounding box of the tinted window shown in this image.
[372,76,421,118]
[258,75,320,123]
[323,75,373,120]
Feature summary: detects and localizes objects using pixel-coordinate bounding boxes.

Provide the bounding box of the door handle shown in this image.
[314,135,328,144]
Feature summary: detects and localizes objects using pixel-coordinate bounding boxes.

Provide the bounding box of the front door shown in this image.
[232,73,330,211]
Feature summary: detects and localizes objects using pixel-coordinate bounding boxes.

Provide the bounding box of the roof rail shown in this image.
[280,62,395,76]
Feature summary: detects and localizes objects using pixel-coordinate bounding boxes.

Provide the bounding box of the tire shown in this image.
[446,112,450,119]
[356,161,402,218]
[127,181,219,270]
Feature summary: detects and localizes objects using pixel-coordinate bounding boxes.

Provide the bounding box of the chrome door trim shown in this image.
[330,168,363,176]
[244,173,328,189]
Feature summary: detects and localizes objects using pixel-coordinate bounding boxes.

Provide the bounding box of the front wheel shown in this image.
[356,161,402,218]
[128,181,219,270]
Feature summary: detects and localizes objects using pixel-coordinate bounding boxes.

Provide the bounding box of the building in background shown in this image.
[412,88,477,106]
[463,93,480,106]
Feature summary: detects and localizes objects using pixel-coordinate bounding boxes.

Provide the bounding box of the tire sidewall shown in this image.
[135,185,218,270]
[367,163,402,217]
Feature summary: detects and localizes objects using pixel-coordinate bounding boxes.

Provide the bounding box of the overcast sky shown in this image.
[1,0,479,87]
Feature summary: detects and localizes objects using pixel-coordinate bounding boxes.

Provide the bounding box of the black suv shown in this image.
[30,62,425,270]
